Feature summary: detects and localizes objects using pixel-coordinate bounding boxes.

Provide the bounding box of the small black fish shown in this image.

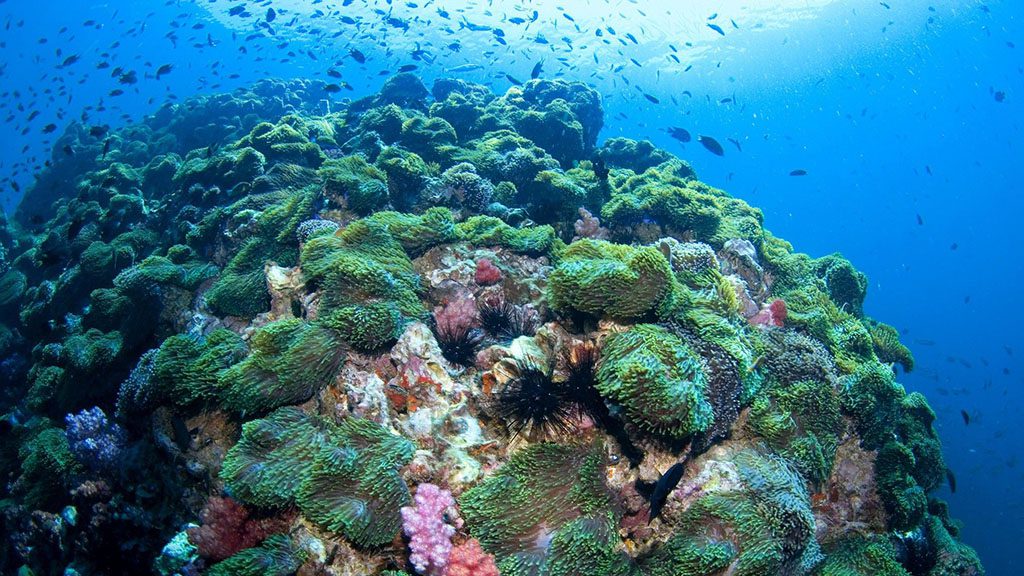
[531,61,543,79]
[398,64,418,73]
[266,7,277,23]
[42,123,56,134]
[961,409,970,425]
[101,138,111,159]
[649,462,686,523]
[350,48,366,64]
[946,468,957,493]
[790,169,807,176]
[727,137,742,152]
[707,23,725,36]
[592,156,609,181]
[994,91,1005,102]
[698,135,724,156]
[505,73,523,86]
[950,242,959,250]
[644,93,660,104]
[170,415,192,451]
[324,83,342,93]
[668,126,691,143]
[916,213,924,225]
[155,64,173,79]
[88,124,108,138]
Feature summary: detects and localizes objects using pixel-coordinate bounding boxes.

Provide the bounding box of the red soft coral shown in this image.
[768,298,787,324]
[749,298,787,328]
[444,538,499,576]
[474,258,503,286]
[186,496,291,561]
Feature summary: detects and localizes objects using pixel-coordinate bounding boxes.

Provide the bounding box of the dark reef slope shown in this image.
[0,74,981,576]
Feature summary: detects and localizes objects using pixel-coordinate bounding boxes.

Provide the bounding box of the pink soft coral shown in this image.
[445,538,499,576]
[401,483,462,576]
[573,207,610,241]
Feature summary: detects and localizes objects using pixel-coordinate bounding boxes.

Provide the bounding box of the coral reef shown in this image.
[662,448,824,575]
[0,75,979,576]
[474,258,503,286]
[219,319,347,415]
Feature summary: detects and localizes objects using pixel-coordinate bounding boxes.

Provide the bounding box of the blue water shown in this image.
[1,0,1019,573]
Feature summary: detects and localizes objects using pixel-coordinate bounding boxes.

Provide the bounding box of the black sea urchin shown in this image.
[561,342,643,465]
[560,342,606,421]
[433,321,484,366]
[478,296,517,337]
[478,295,539,341]
[494,359,576,439]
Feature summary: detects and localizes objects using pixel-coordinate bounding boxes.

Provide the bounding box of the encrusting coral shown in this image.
[0,73,980,576]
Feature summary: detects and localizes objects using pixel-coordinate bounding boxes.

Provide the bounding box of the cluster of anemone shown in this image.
[548,239,677,320]
[220,407,415,547]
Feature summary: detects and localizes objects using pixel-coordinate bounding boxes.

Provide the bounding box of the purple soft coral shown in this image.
[400,483,462,576]
[65,406,126,472]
